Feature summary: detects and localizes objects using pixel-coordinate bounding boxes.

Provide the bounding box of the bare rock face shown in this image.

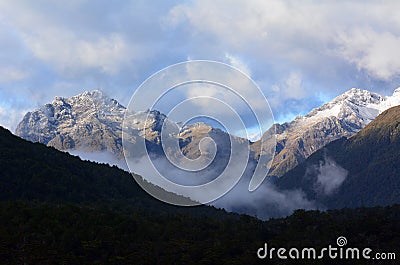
[15,90,250,166]
[16,90,127,157]
[252,88,400,177]
[15,91,175,159]
[16,88,400,178]
[276,105,400,210]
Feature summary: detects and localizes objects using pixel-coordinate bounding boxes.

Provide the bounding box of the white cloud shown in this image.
[167,0,400,84]
[285,72,304,98]
[0,106,28,131]
[268,71,307,110]
[0,1,169,79]
[120,152,316,219]
[337,28,400,80]
[68,149,128,170]
[224,53,251,76]
[22,29,133,75]
[311,155,348,196]
[0,67,29,83]
[0,0,400,130]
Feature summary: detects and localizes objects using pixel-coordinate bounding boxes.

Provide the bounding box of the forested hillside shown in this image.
[0,127,399,264]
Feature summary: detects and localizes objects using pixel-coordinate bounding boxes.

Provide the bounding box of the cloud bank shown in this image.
[71,149,315,220]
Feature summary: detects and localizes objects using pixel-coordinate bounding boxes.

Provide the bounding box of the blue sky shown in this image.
[1,0,400,133]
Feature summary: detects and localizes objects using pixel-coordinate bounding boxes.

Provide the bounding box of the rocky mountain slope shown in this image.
[15,90,184,158]
[16,88,400,179]
[15,90,249,168]
[277,105,400,209]
[16,90,126,156]
[254,87,400,177]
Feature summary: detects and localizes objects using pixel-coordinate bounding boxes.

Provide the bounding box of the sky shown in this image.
[1,0,400,133]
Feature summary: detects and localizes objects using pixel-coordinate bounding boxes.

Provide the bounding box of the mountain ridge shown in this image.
[15,90,251,172]
[276,105,400,209]
[15,87,400,179]
[256,87,400,176]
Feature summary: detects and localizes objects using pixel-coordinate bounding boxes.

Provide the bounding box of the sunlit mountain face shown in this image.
[13,87,400,219]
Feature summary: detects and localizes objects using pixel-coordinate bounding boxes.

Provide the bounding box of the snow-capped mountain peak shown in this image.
[393,87,400,95]
[257,87,400,177]
[16,87,400,179]
[369,87,400,113]
[15,90,128,153]
[302,88,383,124]
[291,87,400,133]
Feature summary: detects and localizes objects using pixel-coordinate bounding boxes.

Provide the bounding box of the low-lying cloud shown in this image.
[71,149,316,220]
[311,155,348,196]
[68,149,129,171]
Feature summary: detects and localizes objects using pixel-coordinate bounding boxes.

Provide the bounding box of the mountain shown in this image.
[276,105,400,209]
[15,90,248,161]
[15,90,164,158]
[0,124,196,208]
[16,88,400,182]
[15,90,254,187]
[255,87,400,177]
[15,90,125,155]
[1,125,400,264]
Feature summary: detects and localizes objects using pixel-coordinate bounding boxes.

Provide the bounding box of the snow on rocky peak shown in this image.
[293,87,400,133]
[15,90,128,155]
[299,88,383,129]
[258,87,400,177]
[369,87,400,113]
[16,90,179,158]
[15,87,400,178]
